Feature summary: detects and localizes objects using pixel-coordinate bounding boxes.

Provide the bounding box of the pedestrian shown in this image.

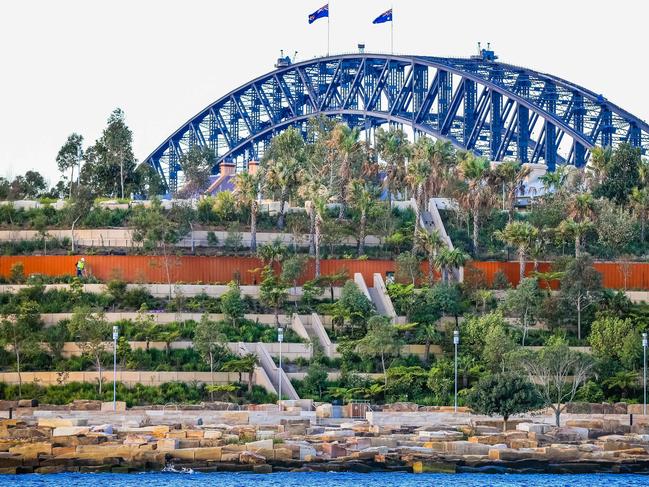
[76,257,85,278]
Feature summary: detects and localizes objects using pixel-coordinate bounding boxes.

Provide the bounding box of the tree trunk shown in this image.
[120,158,125,200]
[641,214,646,243]
[472,210,479,255]
[248,370,254,394]
[315,214,322,278]
[97,359,102,395]
[16,346,22,399]
[424,340,430,364]
[518,248,526,282]
[358,211,366,256]
[308,207,315,256]
[574,234,581,258]
[162,242,172,300]
[381,352,387,386]
[250,202,258,252]
[428,253,434,286]
[413,186,422,249]
[577,296,582,341]
[503,415,508,432]
[209,352,214,401]
[554,406,561,427]
[69,166,74,199]
[277,188,288,229]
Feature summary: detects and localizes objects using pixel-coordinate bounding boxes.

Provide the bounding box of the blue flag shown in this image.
[308,4,329,24]
[373,8,392,24]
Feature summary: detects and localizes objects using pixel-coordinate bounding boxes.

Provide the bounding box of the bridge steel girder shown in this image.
[143,54,649,191]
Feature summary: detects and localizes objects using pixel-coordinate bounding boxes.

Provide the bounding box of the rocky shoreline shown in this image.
[1,400,649,475]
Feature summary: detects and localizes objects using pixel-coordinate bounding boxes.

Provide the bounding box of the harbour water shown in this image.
[2,472,648,486]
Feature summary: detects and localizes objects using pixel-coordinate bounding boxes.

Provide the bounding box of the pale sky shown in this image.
[1,0,647,185]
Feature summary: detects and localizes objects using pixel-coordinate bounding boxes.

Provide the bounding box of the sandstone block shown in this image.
[169,449,195,462]
[246,439,273,451]
[468,435,506,445]
[101,401,126,412]
[157,439,179,451]
[9,442,52,459]
[420,430,464,441]
[203,430,223,440]
[273,447,293,461]
[547,427,589,441]
[446,441,490,455]
[194,447,222,461]
[38,418,88,428]
[322,443,348,458]
[166,431,187,439]
[516,423,552,434]
[52,427,90,437]
[253,464,272,473]
[240,451,265,464]
[488,448,544,461]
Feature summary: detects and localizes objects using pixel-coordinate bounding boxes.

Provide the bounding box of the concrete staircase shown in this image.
[237,342,300,401]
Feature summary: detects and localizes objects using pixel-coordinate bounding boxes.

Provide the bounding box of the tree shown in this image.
[298,172,330,276]
[221,354,259,394]
[232,171,260,251]
[492,161,531,223]
[559,255,603,340]
[456,151,496,254]
[595,199,636,257]
[178,145,215,197]
[220,281,246,326]
[259,265,288,326]
[68,307,111,394]
[0,301,42,397]
[82,108,137,198]
[262,128,306,229]
[326,124,366,219]
[494,222,539,282]
[347,179,378,255]
[630,186,649,243]
[518,336,593,426]
[375,126,410,206]
[337,280,374,337]
[56,133,84,198]
[589,315,642,369]
[482,324,516,373]
[281,254,308,308]
[592,143,643,205]
[417,230,445,286]
[467,373,542,431]
[558,218,593,258]
[194,314,227,394]
[416,323,440,364]
[355,316,402,386]
[64,185,95,253]
[503,277,543,346]
[302,361,329,399]
[395,250,421,285]
[130,198,190,297]
[434,248,469,284]
[407,137,433,241]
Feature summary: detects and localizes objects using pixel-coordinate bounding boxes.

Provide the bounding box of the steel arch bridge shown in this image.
[144,53,649,192]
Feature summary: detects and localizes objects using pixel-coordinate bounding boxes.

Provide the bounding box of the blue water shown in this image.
[0,472,647,486]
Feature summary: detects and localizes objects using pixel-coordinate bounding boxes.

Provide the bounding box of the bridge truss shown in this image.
[143,54,649,192]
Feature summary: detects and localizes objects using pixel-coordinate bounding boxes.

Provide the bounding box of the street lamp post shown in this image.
[453,329,459,413]
[643,332,648,416]
[278,326,284,412]
[112,325,119,412]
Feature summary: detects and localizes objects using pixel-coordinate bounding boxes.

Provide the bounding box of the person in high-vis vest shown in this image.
[76,257,85,277]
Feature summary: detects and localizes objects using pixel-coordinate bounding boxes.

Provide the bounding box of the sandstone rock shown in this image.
[468,435,506,445]
[38,418,88,428]
[166,431,187,439]
[8,441,52,459]
[71,400,102,411]
[52,427,90,437]
[156,439,178,451]
[240,451,266,464]
[246,439,273,451]
[253,464,272,473]
[445,441,490,455]
[203,430,223,440]
[509,439,538,449]
[273,447,293,461]
[419,430,464,441]
[315,404,332,419]
[90,424,114,435]
[488,448,545,461]
[256,430,276,441]
[17,399,38,408]
[383,402,419,412]
[101,401,126,412]
[194,447,222,461]
[123,434,152,446]
[321,443,348,458]
[546,427,589,442]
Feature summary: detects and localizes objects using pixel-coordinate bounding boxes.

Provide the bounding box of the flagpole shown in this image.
[390,4,393,54]
[327,11,330,56]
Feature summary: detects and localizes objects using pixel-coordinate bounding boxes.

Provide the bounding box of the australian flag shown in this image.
[308,4,329,24]
[373,8,392,24]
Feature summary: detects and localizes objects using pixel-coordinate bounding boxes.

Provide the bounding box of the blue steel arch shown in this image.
[144,54,649,192]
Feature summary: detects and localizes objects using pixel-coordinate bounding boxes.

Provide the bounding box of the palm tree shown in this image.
[492,161,531,223]
[588,146,613,187]
[630,186,649,243]
[232,171,260,251]
[416,323,440,364]
[326,124,364,219]
[262,128,306,229]
[417,230,445,286]
[558,219,593,258]
[456,151,497,255]
[375,126,411,205]
[539,165,567,193]
[494,222,539,282]
[347,179,378,256]
[298,175,330,277]
[256,240,286,267]
[435,248,469,284]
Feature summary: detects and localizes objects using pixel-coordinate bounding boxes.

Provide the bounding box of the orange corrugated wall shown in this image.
[0,256,647,289]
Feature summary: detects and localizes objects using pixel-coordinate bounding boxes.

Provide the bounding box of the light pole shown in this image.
[453,329,459,413]
[277,326,284,411]
[112,325,119,411]
[643,332,647,416]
